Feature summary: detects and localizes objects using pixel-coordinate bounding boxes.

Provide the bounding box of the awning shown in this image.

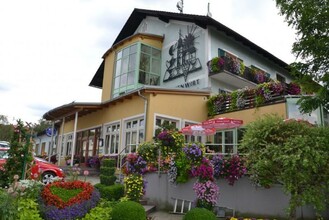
[43,102,103,121]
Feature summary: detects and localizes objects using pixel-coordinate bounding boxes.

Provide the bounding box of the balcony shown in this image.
[207,81,301,116]
[207,56,271,88]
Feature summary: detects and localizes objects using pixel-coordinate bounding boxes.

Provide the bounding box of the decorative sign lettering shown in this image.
[164,25,202,83]
[177,79,200,88]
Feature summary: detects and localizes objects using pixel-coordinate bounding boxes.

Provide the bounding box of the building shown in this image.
[43,8,327,166]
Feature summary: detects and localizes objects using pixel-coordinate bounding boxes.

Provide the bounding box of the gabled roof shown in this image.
[89,8,289,88]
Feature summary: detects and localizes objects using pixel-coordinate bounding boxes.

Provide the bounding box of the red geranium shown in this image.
[41,180,94,209]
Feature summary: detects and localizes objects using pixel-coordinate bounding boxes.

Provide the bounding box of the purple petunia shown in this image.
[193,180,219,207]
[182,143,203,163]
[39,188,101,220]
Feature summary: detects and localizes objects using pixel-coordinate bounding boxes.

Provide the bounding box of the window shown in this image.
[113,44,138,98]
[113,43,161,98]
[207,129,238,155]
[66,134,73,156]
[124,118,144,153]
[59,135,65,156]
[276,73,286,83]
[155,117,179,131]
[218,88,229,94]
[286,97,321,124]
[183,122,202,143]
[138,44,161,86]
[105,123,120,154]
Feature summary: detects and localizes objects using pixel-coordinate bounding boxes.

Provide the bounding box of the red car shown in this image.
[0,148,65,184]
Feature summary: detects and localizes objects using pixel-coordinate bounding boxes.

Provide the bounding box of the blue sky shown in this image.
[0,0,296,124]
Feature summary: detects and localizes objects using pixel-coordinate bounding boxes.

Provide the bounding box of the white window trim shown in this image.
[122,115,145,154]
[153,113,181,133]
[104,122,121,155]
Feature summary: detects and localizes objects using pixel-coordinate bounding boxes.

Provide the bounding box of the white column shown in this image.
[70,112,78,166]
[49,121,55,162]
[57,117,65,166]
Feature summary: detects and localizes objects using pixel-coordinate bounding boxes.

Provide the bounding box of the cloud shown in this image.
[0,84,10,92]
[0,0,296,124]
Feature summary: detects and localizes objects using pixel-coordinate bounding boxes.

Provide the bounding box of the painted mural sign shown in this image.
[163,25,202,83]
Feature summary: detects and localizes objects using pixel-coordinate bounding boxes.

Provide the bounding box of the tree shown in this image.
[0,115,13,141]
[32,118,52,135]
[4,120,33,182]
[240,114,329,219]
[0,115,9,125]
[275,0,329,113]
[0,124,13,142]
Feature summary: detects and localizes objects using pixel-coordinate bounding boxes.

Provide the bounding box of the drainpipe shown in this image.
[138,90,148,142]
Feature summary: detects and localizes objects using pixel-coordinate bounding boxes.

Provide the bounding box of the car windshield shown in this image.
[34,156,50,163]
[0,150,9,159]
[0,143,9,148]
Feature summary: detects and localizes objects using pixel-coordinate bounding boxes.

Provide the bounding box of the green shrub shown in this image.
[17,198,42,220]
[0,172,9,188]
[102,159,116,167]
[19,180,43,200]
[82,199,113,220]
[111,201,146,220]
[0,189,17,219]
[100,174,117,186]
[183,208,217,220]
[100,167,115,176]
[95,183,124,201]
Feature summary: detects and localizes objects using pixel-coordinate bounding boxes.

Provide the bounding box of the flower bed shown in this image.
[39,180,100,219]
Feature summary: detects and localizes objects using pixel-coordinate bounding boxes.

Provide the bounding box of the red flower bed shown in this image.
[41,180,94,209]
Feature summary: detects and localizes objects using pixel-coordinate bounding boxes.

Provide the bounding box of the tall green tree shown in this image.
[4,120,33,181]
[275,0,329,113]
[0,115,13,141]
[240,114,329,219]
[32,118,52,135]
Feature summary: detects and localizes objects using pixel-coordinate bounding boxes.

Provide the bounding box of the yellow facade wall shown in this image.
[102,53,115,102]
[101,34,163,102]
[145,92,209,140]
[62,95,145,134]
[214,102,287,126]
[61,91,209,143]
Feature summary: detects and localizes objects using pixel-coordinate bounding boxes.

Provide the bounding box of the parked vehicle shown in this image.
[0,149,65,184]
[0,141,10,149]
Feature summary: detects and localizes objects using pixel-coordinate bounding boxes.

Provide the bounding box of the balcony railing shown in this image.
[207,56,271,85]
[207,81,302,116]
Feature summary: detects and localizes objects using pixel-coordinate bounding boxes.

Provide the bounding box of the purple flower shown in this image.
[39,188,101,219]
[190,158,214,181]
[182,143,203,163]
[211,154,224,179]
[193,180,219,208]
[126,153,147,175]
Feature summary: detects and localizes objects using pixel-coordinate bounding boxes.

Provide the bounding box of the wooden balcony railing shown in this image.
[207,82,302,116]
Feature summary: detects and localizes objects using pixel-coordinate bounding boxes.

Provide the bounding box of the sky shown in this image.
[0,0,297,124]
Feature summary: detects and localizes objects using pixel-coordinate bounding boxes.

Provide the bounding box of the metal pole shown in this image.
[70,112,78,166]
[158,144,161,177]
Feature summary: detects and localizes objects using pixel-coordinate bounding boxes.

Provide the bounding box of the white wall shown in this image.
[144,173,329,219]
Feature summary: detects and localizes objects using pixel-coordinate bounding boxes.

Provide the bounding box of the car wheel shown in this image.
[42,172,56,184]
